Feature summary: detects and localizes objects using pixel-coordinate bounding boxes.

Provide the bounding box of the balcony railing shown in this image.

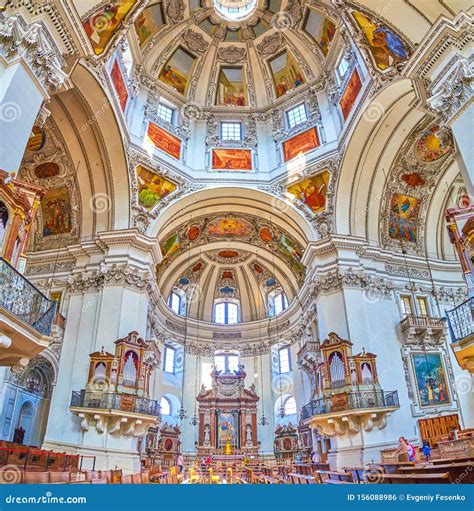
[301,390,399,420]
[70,390,161,418]
[446,297,473,343]
[0,257,56,336]
[400,314,445,331]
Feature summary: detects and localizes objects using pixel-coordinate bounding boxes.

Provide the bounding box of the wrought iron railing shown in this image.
[301,390,399,420]
[0,257,56,336]
[70,390,161,417]
[446,297,473,343]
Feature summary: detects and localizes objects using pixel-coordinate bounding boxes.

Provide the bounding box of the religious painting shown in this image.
[415,126,452,162]
[207,217,253,237]
[216,411,239,448]
[352,11,409,71]
[187,225,201,241]
[212,149,252,171]
[218,250,239,258]
[146,122,181,160]
[259,227,273,243]
[388,194,420,243]
[110,59,128,111]
[282,128,319,162]
[83,1,136,56]
[161,233,181,259]
[216,67,247,106]
[26,126,45,152]
[41,187,72,236]
[134,2,165,47]
[136,165,176,209]
[340,68,362,120]
[287,170,330,213]
[269,51,305,98]
[158,47,196,95]
[34,162,59,179]
[401,172,425,188]
[278,234,304,274]
[412,353,450,408]
[302,8,336,56]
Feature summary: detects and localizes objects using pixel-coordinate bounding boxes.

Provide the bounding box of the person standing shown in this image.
[395,437,409,462]
[177,453,184,474]
[422,440,431,462]
[404,438,416,462]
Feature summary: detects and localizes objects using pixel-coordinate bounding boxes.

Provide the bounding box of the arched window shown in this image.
[168,290,186,316]
[284,397,297,415]
[0,201,8,249]
[214,301,239,324]
[268,290,288,317]
[214,352,239,373]
[160,397,171,416]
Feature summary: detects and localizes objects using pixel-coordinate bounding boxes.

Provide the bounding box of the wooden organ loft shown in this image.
[301,332,399,437]
[196,365,259,456]
[69,331,161,437]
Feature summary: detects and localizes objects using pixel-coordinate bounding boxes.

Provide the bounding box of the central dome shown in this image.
[214,0,257,21]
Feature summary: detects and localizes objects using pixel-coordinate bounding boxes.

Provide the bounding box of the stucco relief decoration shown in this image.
[158,214,305,282]
[217,46,247,64]
[380,121,454,255]
[182,29,209,55]
[166,0,186,23]
[256,33,284,57]
[17,120,80,251]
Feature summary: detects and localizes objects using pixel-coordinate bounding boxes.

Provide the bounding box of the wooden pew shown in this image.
[398,463,473,484]
[372,473,451,484]
[316,470,353,484]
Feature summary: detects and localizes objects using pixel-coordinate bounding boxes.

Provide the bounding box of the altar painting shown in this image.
[412,353,450,408]
[283,128,319,162]
[158,47,196,95]
[340,69,362,120]
[217,67,247,106]
[352,11,409,70]
[212,149,252,171]
[83,1,136,56]
[287,170,330,213]
[146,122,181,160]
[217,412,239,448]
[137,165,176,209]
[302,9,336,56]
[388,194,420,243]
[41,187,72,236]
[134,2,165,47]
[110,59,128,111]
[269,51,305,98]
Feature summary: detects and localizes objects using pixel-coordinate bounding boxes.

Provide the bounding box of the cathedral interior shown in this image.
[0,0,473,485]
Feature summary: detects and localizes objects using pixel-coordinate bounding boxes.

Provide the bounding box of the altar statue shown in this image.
[224,440,232,455]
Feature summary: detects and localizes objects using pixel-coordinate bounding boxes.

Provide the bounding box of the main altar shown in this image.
[196,365,259,455]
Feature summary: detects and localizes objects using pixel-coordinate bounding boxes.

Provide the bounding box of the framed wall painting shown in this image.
[158,47,196,95]
[134,2,165,47]
[41,187,72,237]
[269,51,305,98]
[211,149,252,171]
[136,165,177,209]
[110,59,128,112]
[339,68,363,120]
[83,1,136,56]
[216,67,247,106]
[146,122,181,160]
[388,193,420,243]
[302,8,336,56]
[287,170,330,213]
[282,128,319,162]
[411,352,451,408]
[216,411,240,448]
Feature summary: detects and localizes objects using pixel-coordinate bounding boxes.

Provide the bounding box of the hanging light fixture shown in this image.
[190,249,202,427]
[257,253,269,426]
